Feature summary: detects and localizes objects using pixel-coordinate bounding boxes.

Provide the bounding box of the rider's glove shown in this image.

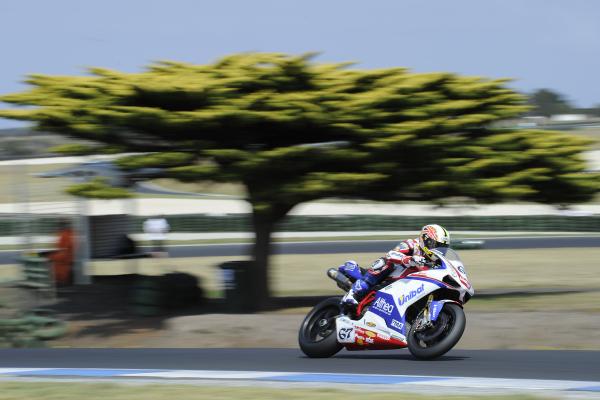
[408,255,426,267]
[370,257,386,271]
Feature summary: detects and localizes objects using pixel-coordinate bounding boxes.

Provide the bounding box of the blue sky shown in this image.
[1,0,599,128]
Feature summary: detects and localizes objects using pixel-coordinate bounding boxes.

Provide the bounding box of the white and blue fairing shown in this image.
[364,277,445,337]
[357,247,473,339]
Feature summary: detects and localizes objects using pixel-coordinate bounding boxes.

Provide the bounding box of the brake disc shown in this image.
[416,313,449,342]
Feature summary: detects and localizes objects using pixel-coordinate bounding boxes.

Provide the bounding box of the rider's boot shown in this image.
[338,260,363,281]
[341,280,369,310]
[341,289,359,307]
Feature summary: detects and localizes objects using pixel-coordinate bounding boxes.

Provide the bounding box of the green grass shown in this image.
[0,382,553,400]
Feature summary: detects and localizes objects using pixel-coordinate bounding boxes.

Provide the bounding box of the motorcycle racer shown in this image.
[340,224,451,307]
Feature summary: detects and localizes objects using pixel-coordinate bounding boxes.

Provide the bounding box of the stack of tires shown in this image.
[0,311,67,348]
[129,273,204,316]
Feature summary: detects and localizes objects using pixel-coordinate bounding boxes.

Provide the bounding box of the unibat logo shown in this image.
[398,284,425,306]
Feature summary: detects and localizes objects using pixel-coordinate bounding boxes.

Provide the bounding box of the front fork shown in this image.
[414,295,435,332]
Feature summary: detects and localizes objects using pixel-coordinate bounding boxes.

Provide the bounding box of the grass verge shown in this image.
[3,247,600,297]
[82,247,600,298]
[0,382,552,400]
[466,291,600,313]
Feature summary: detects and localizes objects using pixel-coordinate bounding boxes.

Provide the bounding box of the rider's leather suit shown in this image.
[340,238,426,300]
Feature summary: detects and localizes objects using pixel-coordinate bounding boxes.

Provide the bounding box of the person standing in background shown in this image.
[143,215,170,256]
[48,219,75,285]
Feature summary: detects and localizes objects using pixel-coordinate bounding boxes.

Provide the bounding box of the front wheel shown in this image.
[298,297,344,358]
[407,303,466,360]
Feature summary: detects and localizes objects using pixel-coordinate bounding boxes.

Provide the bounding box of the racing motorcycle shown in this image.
[298,247,474,360]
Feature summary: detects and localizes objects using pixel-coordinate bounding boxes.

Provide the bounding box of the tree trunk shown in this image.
[248,200,295,311]
[249,212,275,311]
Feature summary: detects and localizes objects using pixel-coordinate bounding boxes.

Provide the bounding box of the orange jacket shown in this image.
[49,228,75,284]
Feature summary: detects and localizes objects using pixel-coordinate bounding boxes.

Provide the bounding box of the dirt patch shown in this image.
[4,276,599,350]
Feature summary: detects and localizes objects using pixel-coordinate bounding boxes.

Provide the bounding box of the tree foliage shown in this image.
[66,178,133,199]
[1,53,597,307]
[528,89,574,117]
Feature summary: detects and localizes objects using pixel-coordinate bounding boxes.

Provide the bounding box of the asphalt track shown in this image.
[1,236,599,265]
[156,236,600,258]
[0,348,598,381]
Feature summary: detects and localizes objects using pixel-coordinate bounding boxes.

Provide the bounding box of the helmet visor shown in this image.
[423,236,448,249]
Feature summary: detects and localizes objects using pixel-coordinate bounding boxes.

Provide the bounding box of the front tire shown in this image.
[298,297,343,358]
[407,303,465,360]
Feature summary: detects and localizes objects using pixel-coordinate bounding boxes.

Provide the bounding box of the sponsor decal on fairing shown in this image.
[398,283,425,306]
[350,327,405,348]
[372,297,395,315]
[429,301,444,322]
[391,319,404,331]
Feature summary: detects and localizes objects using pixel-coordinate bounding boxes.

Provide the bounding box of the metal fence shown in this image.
[2,213,600,235]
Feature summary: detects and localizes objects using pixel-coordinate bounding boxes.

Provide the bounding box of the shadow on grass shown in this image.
[44,274,218,338]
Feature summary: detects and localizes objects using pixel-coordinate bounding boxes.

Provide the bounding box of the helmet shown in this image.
[419,224,450,252]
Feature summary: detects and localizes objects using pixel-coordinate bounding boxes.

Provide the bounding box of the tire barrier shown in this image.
[129,273,205,317]
[0,309,67,348]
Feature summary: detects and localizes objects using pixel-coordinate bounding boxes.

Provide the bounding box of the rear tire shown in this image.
[407,303,465,360]
[298,297,343,358]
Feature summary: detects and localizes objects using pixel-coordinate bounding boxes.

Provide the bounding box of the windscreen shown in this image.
[431,247,467,273]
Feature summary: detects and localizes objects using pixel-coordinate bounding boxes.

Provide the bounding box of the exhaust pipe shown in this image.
[327,268,352,291]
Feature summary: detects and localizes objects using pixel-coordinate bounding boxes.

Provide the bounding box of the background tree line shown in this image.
[528,88,600,118]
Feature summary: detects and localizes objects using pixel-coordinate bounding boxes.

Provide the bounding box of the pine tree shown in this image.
[1,53,597,308]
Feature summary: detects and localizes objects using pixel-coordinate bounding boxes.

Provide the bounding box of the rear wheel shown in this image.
[407,303,465,360]
[298,297,343,358]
